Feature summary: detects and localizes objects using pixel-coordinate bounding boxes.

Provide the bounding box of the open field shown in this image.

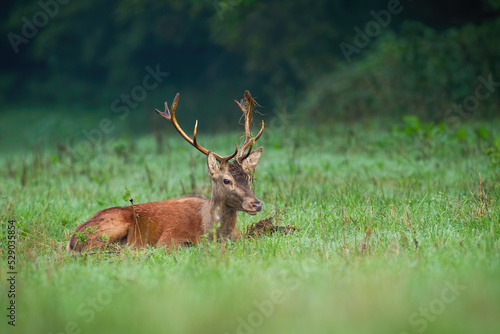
[1,112,499,334]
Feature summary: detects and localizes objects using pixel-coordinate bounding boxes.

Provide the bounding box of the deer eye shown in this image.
[223,179,231,185]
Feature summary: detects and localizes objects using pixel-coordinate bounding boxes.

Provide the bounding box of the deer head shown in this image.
[155,91,265,215]
[207,148,263,214]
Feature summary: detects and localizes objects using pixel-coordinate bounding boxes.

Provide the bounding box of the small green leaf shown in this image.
[455,128,467,141]
[476,127,489,139]
[403,115,421,135]
[123,187,132,201]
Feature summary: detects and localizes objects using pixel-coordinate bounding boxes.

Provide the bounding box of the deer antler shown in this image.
[234,90,264,161]
[155,93,238,163]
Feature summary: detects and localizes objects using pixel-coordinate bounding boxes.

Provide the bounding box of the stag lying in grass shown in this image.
[67,91,264,252]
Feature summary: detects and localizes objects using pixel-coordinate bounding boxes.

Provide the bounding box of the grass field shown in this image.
[1,110,499,334]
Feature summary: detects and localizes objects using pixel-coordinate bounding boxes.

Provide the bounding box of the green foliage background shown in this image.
[1,0,499,128]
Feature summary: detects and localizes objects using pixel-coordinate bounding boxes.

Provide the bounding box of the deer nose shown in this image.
[251,201,263,212]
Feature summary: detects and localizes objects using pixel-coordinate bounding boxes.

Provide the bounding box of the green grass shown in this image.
[1,111,499,334]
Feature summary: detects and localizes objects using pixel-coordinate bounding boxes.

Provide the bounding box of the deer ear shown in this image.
[240,147,263,173]
[207,152,219,177]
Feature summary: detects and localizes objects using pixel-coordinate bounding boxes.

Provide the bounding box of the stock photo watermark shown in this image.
[399,74,499,167]
[265,105,296,144]
[48,269,139,334]
[6,220,17,327]
[269,106,294,133]
[225,265,308,334]
[213,0,243,21]
[62,64,169,164]
[340,0,411,64]
[399,279,466,334]
[7,0,72,54]
[443,74,500,128]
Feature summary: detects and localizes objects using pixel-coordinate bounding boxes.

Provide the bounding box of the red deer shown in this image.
[67,91,264,252]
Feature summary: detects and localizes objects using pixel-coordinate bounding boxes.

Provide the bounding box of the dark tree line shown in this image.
[1,0,499,126]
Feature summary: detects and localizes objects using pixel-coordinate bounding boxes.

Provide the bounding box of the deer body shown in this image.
[67,197,207,251]
[67,91,264,252]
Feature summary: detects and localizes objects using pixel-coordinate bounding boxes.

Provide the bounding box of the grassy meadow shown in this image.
[1,109,500,334]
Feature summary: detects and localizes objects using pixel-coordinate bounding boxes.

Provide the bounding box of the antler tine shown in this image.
[234,90,265,160]
[193,120,198,147]
[224,142,239,162]
[155,93,238,163]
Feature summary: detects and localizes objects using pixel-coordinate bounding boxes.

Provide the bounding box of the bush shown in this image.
[299,19,500,121]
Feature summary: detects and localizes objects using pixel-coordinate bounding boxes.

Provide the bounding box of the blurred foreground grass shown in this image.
[1,109,499,334]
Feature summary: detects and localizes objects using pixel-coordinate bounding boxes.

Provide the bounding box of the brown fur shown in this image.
[228,161,249,184]
[67,197,208,251]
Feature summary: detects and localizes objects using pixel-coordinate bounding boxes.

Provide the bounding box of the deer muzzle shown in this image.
[243,197,263,215]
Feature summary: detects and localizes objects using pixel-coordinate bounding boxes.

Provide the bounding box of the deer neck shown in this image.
[207,189,238,240]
